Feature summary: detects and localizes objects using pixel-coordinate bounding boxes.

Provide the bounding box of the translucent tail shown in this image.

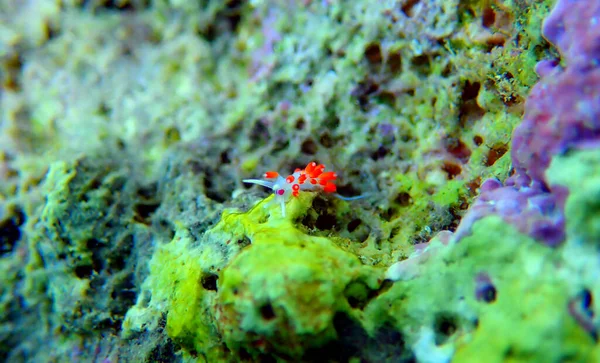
[333,193,368,201]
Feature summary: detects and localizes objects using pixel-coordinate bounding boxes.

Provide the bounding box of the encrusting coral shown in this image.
[123,191,383,361]
[1,0,599,361]
[455,0,600,247]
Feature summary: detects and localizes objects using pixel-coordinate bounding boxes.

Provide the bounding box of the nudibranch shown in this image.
[243,161,362,216]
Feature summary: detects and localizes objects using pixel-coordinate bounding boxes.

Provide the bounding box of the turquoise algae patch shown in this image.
[378,215,598,362]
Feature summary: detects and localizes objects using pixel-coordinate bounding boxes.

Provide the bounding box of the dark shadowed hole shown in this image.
[482,7,496,28]
[223,0,245,31]
[381,207,396,222]
[445,137,471,162]
[344,280,376,310]
[299,196,341,232]
[581,289,592,312]
[458,81,485,126]
[351,80,379,111]
[378,279,394,296]
[260,303,275,320]
[324,115,340,129]
[473,135,484,146]
[365,42,383,65]
[74,265,94,279]
[318,312,364,360]
[94,317,122,332]
[237,236,251,248]
[442,161,462,179]
[347,218,362,233]
[257,354,277,363]
[349,219,371,243]
[364,323,414,362]
[3,53,24,92]
[388,52,402,73]
[411,54,431,76]
[305,312,415,362]
[201,0,245,41]
[203,174,228,203]
[301,138,318,155]
[316,213,338,230]
[434,313,458,345]
[480,284,496,303]
[401,0,420,17]
[220,150,231,164]
[0,207,25,256]
[462,81,480,101]
[466,177,482,197]
[395,192,412,206]
[86,238,105,273]
[295,118,306,130]
[88,177,103,191]
[134,202,160,224]
[201,273,218,291]
[319,132,335,148]
[441,62,453,77]
[485,144,508,166]
[89,0,140,12]
[110,273,137,317]
[148,338,177,363]
[137,183,158,199]
[159,220,176,241]
[238,348,251,361]
[249,119,270,146]
[107,234,134,273]
[109,254,127,273]
[187,160,205,175]
[377,90,396,107]
[371,146,389,161]
[311,195,330,212]
[97,102,111,116]
[164,126,180,146]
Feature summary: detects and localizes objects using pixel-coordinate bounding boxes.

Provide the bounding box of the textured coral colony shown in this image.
[1,0,599,361]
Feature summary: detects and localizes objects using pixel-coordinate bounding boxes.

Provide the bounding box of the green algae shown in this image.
[125,193,382,361]
[128,172,600,361]
[375,216,597,362]
[123,226,226,362]
[217,233,375,358]
[27,158,147,336]
[547,149,600,246]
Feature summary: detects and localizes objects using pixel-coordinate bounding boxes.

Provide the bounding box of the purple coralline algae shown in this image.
[456,0,600,246]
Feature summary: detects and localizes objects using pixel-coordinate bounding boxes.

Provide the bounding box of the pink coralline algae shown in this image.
[455,0,600,246]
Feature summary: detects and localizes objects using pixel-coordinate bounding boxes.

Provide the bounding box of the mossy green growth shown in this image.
[123,222,234,362]
[215,193,381,360]
[389,172,465,247]
[547,149,600,245]
[370,216,597,362]
[125,192,382,361]
[143,227,226,361]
